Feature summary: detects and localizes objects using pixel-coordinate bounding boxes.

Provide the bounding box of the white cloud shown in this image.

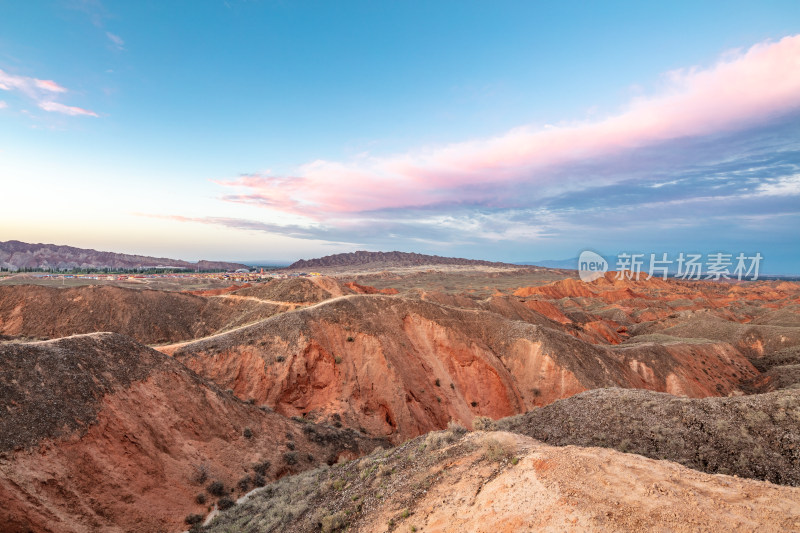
[755,175,800,196]
[106,32,125,50]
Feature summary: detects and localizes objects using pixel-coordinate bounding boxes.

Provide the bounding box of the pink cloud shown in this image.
[33,79,67,93]
[38,101,99,117]
[0,101,6,109]
[0,68,97,117]
[218,34,800,218]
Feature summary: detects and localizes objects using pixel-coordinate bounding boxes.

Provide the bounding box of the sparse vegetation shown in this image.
[217,496,234,510]
[483,437,513,462]
[496,388,800,485]
[207,480,225,497]
[185,513,203,525]
[191,463,210,485]
[253,460,271,477]
[243,427,253,439]
[320,510,348,532]
[473,416,495,431]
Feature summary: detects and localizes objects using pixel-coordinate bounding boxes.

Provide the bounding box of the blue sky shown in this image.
[1,1,799,272]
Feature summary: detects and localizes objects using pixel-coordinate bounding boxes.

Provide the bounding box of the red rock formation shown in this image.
[0,334,383,533]
[165,295,757,443]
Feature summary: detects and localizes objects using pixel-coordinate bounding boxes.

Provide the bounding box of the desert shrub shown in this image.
[360,464,378,479]
[435,378,441,387]
[252,473,267,487]
[284,451,298,465]
[218,496,234,510]
[195,493,207,505]
[286,441,296,450]
[237,476,251,492]
[253,460,271,476]
[334,356,342,364]
[473,416,495,431]
[191,463,209,485]
[471,401,478,407]
[243,427,253,439]
[275,355,286,362]
[306,453,314,462]
[185,513,203,525]
[346,336,355,342]
[207,480,225,496]
[447,420,467,435]
[425,421,467,450]
[484,437,513,462]
[321,511,348,532]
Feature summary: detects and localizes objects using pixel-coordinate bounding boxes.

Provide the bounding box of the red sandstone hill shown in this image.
[164,294,757,443]
[0,277,402,346]
[0,284,283,345]
[0,334,384,533]
[3,271,800,531]
[202,429,800,533]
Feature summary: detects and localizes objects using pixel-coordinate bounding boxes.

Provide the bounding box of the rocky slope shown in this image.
[201,429,800,532]
[0,284,283,344]
[0,239,248,271]
[0,334,384,533]
[164,293,757,443]
[494,387,800,485]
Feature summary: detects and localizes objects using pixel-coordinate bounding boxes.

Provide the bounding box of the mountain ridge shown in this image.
[0,240,249,271]
[287,250,515,270]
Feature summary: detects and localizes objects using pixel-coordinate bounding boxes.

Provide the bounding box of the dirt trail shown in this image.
[214,294,306,308]
[157,294,363,353]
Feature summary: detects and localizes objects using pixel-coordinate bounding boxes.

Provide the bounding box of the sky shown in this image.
[1,1,799,272]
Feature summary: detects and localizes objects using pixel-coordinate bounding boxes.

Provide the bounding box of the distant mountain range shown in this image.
[0,240,249,272]
[287,250,514,270]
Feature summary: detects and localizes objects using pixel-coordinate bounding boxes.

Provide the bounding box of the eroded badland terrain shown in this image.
[1,253,799,532]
